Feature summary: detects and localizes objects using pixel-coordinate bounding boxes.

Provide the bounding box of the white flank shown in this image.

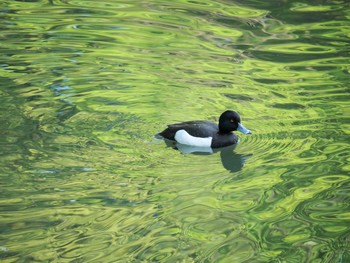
[174,129,212,147]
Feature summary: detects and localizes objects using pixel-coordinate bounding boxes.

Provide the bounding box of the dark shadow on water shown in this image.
[161,139,252,173]
[218,145,252,173]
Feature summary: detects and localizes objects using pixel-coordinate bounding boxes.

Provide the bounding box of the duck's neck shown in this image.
[218,123,233,134]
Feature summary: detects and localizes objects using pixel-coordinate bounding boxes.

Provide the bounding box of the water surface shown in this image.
[0,0,349,262]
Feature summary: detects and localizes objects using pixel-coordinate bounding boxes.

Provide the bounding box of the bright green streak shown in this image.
[0,0,349,262]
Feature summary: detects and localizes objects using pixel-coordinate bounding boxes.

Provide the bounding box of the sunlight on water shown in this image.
[0,0,349,262]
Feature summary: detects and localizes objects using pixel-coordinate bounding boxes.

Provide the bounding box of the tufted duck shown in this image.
[158,110,251,148]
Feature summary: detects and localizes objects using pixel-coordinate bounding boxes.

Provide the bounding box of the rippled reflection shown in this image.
[0,0,349,262]
[161,139,252,172]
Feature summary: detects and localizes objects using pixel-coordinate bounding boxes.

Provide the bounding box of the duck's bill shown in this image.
[237,123,252,134]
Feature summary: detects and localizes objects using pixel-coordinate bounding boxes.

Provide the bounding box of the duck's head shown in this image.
[218,110,252,134]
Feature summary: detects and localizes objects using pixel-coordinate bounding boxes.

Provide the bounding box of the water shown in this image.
[0,0,349,262]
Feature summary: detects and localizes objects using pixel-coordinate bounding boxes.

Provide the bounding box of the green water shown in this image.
[1,0,349,262]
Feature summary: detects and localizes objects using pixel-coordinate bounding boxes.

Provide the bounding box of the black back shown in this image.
[158,121,218,140]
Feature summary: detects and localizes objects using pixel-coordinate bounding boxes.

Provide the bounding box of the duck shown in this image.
[157,110,251,148]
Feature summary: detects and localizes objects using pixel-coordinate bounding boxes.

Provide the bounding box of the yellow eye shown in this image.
[230,119,234,123]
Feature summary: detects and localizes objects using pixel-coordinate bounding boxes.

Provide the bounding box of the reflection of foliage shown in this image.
[0,0,349,262]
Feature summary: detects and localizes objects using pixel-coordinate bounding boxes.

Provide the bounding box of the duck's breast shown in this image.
[211,133,238,148]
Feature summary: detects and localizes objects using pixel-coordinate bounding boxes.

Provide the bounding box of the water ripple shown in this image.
[1,0,349,262]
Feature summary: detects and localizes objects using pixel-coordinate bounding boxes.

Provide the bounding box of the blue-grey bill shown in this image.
[237,123,252,134]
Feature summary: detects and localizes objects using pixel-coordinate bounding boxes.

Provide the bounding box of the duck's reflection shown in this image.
[218,145,252,173]
[163,140,252,173]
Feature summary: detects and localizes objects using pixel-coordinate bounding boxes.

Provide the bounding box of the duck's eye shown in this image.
[230,119,234,123]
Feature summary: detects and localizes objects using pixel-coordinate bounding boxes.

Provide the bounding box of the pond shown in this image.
[0,0,349,262]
